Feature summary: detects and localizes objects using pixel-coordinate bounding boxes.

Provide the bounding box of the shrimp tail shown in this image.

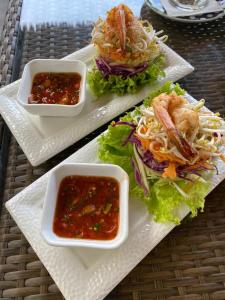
[117,4,126,51]
[173,130,197,158]
[153,94,197,160]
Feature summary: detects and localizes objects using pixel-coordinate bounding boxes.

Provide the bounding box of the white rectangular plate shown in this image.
[6,93,225,300]
[0,43,193,166]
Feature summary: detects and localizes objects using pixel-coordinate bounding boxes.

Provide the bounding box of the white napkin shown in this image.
[161,0,223,17]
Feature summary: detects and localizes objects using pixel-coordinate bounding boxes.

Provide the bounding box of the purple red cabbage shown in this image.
[95,56,148,78]
[126,134,142,147]
[124,128,136,145]
[213,132,223,137]
[176,163,218,177]
[131,157,149,195]
[112,121,136,129]
[126,128,168,172]
[140,149,168,172]
[213,164,219,175]
[112,121,138,145]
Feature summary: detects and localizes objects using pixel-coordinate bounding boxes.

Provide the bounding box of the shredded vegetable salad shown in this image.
[98,82,225,224]
[88,4,167,97]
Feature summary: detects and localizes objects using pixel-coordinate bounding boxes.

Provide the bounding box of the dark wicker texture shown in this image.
[0,2,225,299]
[0,0,22,209]
[0,0,22,87]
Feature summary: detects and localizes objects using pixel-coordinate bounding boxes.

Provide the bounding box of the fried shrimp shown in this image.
[91,4,162,66]
[171,105,199,141]
[152,92,198,160]
[104,4,133,52]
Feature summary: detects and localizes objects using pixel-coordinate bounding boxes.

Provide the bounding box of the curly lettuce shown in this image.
[88,55,165,97]
[98,82,210,224]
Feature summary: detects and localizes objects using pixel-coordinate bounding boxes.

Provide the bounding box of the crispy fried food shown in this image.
[91,4,161,66]
[152,92,199,159]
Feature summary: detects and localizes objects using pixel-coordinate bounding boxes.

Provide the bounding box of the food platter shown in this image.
[6,91,225,300]
[0,42,193,166]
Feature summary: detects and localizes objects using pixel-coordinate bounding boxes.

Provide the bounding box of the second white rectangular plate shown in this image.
[0,43,193,166]
[6,93,225,300]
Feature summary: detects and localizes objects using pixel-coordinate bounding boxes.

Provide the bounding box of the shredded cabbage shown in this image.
[88,55,165,97]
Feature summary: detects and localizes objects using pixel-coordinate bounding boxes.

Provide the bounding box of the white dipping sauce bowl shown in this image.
[41,163,129,249]
[17,59,86,117]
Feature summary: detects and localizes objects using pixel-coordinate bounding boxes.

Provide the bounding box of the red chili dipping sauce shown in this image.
[53,176,120,240]
[28,72,81,105]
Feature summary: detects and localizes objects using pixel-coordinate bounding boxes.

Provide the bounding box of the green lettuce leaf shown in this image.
[97,82,210,224]
[146,179,209,224]
[143,81,185,106]
[88,55,165,97]
[98,115,137,189]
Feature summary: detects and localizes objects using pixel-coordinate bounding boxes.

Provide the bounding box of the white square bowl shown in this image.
[41,163,129,249]
[17,59,87,117]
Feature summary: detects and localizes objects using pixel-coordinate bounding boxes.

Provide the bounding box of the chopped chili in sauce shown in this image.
[53,175,120,240]
[28,72,81,105]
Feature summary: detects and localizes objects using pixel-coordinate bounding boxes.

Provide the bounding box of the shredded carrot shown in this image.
[152,151,185,165]
[219,153,225,162]
[139,138,150,150]
[162,162,177,179]
[140,126,147,134]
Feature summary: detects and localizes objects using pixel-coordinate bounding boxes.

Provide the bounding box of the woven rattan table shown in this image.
[0,1,225,299]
